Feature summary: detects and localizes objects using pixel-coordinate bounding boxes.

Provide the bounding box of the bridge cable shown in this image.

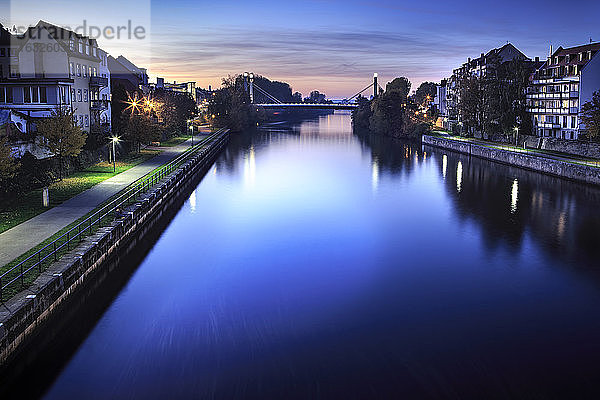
[253,83,283,104]
[348,82,374,100]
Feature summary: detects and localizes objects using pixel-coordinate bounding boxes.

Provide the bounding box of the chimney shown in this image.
[535,56,539,62]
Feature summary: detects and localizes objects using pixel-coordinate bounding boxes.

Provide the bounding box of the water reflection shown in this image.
[33,112,600,399]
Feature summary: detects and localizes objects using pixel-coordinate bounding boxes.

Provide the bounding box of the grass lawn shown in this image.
[0,149,160,234]
[160,134,192,147]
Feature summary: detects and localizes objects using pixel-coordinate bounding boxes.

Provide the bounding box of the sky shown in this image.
[3,0,600,97]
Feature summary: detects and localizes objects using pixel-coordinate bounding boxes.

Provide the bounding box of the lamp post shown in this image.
[111,136,119,172]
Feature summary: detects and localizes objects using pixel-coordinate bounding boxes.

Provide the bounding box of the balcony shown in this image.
[90,99,109,110]
[89,76,108,87]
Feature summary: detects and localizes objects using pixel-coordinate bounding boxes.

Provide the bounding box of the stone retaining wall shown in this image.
[422,135,600,186]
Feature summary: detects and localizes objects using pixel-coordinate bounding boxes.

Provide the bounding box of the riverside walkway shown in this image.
[431,131,600,168]
[0,138,198,267]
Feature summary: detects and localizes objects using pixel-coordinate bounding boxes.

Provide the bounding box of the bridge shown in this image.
[243,72,384,110]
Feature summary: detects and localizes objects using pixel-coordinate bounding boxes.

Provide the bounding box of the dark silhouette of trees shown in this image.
[581,91,600,142]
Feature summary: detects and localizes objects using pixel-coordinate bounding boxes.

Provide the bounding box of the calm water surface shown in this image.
[42,112,600,399]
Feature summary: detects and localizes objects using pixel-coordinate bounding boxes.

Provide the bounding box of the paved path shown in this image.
[0,138,196,267]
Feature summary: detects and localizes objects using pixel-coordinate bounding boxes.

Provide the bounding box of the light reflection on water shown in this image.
[42,112,600,399]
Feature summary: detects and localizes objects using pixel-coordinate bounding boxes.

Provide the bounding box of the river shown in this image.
[26,112,600,398]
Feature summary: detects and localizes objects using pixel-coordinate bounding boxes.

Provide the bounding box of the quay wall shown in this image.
[422,135,600,186]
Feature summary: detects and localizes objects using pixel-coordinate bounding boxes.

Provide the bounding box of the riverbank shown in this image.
[0,131,229,366]
[422,134,600,186]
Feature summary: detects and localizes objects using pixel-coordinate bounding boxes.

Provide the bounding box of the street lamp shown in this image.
[111,136,120,172]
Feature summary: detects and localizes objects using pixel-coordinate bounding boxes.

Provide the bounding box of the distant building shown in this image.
[433,79,448,128]
[154,77,196,101]
[526,43,600,140]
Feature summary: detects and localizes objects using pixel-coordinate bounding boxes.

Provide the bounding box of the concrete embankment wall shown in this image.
[422,135,600,186]
[0,133,229,366]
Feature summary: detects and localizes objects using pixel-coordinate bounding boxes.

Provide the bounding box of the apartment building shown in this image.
[446,43,531,130]
[0,21,110,135]
[526,43,600,140]
[108,55,148,93]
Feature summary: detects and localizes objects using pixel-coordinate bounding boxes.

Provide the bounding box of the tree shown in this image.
[386,77,411,99]
[153,89,197,136]
[292,92,303,103]
[456,72,484,136]
[125,113,160,152]
[0,135,18,181]
[37,107,87,180]
[351,95,372,131]
[414,82,437,107]
[581,91,600,142]
[208,75,256,132]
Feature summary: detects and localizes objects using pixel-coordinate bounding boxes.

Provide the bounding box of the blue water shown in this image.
[42,113,600,399]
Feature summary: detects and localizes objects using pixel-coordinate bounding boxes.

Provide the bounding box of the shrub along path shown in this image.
[0,138,197,267]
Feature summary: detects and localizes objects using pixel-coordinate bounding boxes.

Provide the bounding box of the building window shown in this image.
[69,62,74,76]
[0,48,5,57]
[69,38,74,51]
[83,65,87,77]
[78,41,83,52]
[92,47,97,57]
[85,44,89,55]
[79,115,83,126]
[78,89,82,102]
[92,67,97,77]
[40,87,47,103]
[571,117,576,129]
[0,87,5,103]
[84,89,88,102]
[76,64,81,77]
[24,86,31,103]
[71,88,75,103]
[85,115,89,127]
[89,66,93,77]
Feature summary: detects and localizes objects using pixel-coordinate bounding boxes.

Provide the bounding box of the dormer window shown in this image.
[78,41,83,52]
[566,55,570,63]
[85,44,89,55]
[69,38,74,51]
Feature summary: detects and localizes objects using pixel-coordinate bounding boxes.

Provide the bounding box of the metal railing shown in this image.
[0,129,228,301]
